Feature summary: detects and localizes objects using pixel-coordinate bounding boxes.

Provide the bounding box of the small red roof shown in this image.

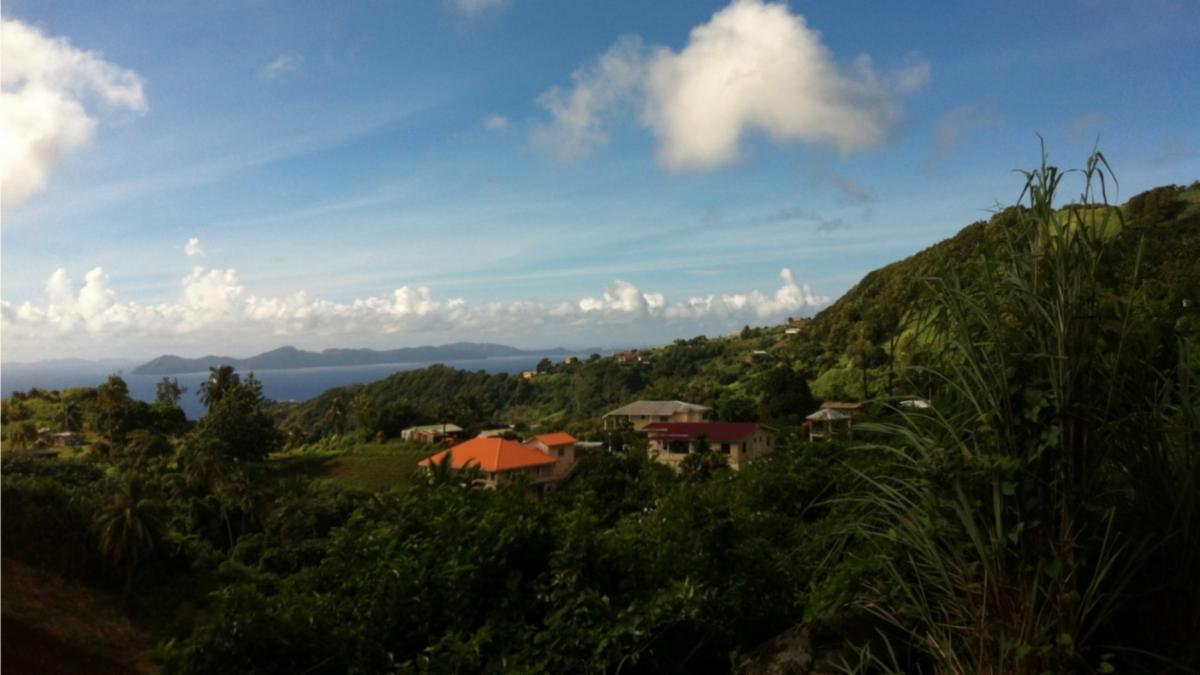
[642,422,763,443]
[532,432,576,447]
[419,437,557,473]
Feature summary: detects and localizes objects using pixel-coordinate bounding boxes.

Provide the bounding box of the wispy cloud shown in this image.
[532,0,928,172]
[808,163,878,203]
[483,113,510,131]
[260,53,304,80]
[1154,136,1199,164]
[930,103,1002,165]
[1065,112,1106,141]
[0,17,147,210]
[891,52,933,94]
[9,106,433,231]
[446,0,511,19]
[756,207,848,232]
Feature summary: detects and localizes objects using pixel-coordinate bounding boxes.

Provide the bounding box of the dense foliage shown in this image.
[2,158,1197,673]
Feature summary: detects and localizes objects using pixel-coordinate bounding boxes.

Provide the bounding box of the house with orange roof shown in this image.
[417,432,561,485]
[524,432,585,479]
[525,432,576,459]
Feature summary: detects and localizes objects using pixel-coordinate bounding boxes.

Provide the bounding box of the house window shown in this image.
[659,416,668,421]
[669,440,689,454]
[720,443,730,454]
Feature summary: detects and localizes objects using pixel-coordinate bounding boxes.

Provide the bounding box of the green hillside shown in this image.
[4,158,1199,674]
[270,182,1200,442]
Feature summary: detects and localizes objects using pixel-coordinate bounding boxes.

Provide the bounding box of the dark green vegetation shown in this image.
[132,342,569,375]
[2,154,1198,674]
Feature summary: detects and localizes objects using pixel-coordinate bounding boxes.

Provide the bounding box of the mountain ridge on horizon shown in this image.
[130,342,577,376]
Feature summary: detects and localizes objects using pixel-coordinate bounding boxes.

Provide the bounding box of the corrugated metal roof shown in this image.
[603,400,710,417]
[820,402,863,411]
[405,423,464,433]
[806,408,850,421]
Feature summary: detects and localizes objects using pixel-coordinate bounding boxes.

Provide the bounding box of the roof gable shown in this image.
[532,432,576,446]
[603,400,710,417]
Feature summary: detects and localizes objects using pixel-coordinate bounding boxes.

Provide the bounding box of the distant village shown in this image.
[407,349,890,493]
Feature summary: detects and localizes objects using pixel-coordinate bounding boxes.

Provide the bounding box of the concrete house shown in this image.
[525,432,577,461]
[602,400,710,431]
[401,423,464,443]
[419,433,583,490]
[642,422,776,471]
[419,437,557,488]
[525,432,582,482]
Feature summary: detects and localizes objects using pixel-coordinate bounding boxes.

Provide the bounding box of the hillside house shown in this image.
[476,428,512,438]
[418,435,577,490]
[643,422,776,471]
[401,423,464,443]
[603,400,710,431]
[525,432,576,461]
[38,429,85,447]
[419,437,555,488]
[525,432,586,481]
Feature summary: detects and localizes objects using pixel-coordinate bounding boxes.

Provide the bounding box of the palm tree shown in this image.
[218,467,267,536]
[199,365,240,410]
[179,437,238,547]
[94,476,165,603]
[181,437,233,492]
[324,398,347,437]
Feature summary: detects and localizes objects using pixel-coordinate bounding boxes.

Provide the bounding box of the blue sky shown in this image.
[2,0,1198,361]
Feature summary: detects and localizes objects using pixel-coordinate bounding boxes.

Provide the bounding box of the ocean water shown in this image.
[1,354,581,420]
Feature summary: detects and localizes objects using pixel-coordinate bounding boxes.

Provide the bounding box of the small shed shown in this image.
[806,407,852,442]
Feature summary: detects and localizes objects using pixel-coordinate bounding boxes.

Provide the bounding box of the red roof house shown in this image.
[642,422,776,471]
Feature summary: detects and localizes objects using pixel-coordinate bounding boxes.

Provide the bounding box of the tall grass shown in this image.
[852,148,1200,673]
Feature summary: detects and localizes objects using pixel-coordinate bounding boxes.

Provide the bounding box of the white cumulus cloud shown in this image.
[184,237,205,257]
[533,0,927,172]
[0,17,147,208]
[532,37,646,161]
[1,264,828,357]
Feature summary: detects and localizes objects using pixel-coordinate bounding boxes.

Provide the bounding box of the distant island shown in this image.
[132,342,571,375]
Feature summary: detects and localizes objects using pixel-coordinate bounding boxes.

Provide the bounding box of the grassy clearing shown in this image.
[270,438,433,492]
